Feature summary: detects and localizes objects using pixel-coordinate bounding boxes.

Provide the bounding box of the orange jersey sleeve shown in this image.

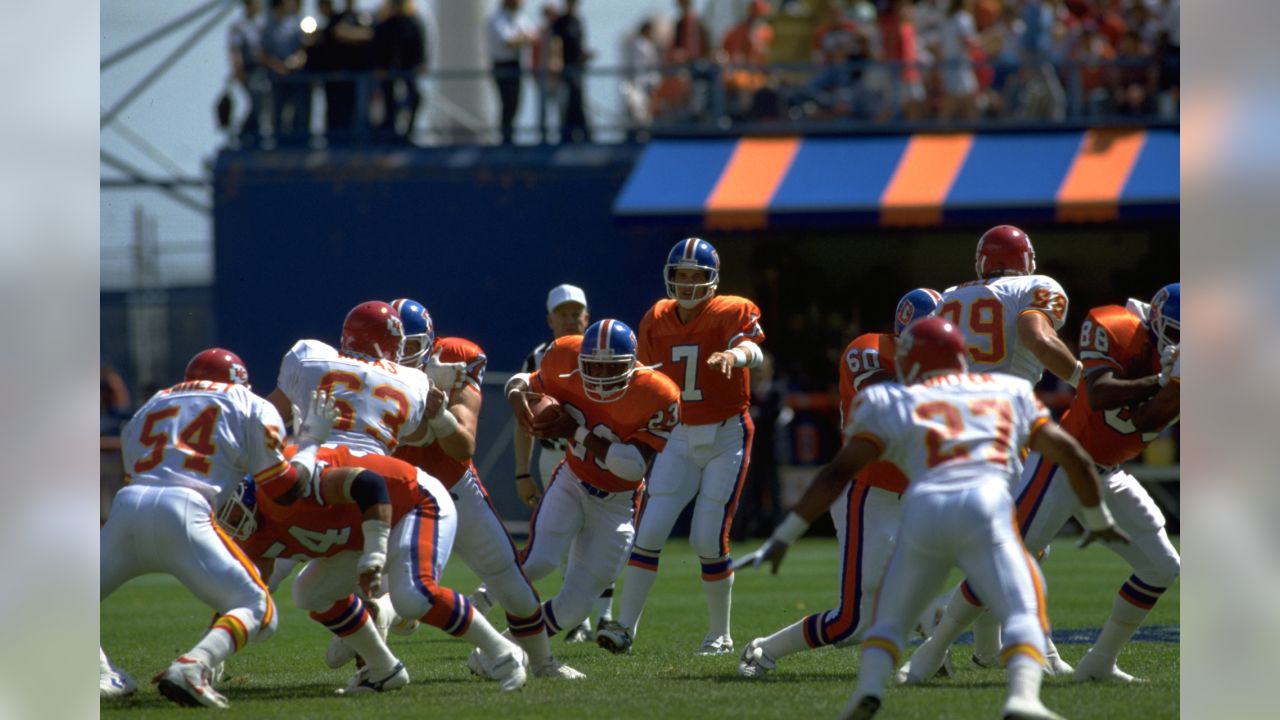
[433,336,487,396]
[838,333,897,424]
[1059,305,1165,465]
[394,336,486,488]
[639,296,763,425]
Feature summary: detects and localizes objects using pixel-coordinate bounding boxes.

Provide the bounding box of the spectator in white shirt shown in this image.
[488,0,538,145]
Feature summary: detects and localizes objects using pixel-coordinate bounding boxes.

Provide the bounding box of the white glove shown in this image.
[298,389,340,445]
[426,348,467,392]
[1158,345,1179,387]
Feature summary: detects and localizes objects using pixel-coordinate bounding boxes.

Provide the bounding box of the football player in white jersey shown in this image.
[267,300,436,455]
[102,348,338,709]
[754,319,1128,720]
[940,225,1081,387]
[937,224,1082,669]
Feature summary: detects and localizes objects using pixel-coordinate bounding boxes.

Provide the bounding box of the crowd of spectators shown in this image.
[227,0,427,148]
[224,0,1178,148]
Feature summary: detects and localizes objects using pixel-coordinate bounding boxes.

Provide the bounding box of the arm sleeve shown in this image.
[247,399,290,484]
[727,300,766,348]
[1020,276,1069,330]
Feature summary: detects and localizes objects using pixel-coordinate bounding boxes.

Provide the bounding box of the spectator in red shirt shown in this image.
[720,0,776,119]
[875,0,924,121]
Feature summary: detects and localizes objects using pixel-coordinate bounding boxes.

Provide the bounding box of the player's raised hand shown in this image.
[1079,525,1131,549]
[426,347,467,392]
[516,476,543,508]
[299,389,340,444]
[425,385,447,419]
[507,390,537,433]
[759,538,789,575]
[706,351,736,379]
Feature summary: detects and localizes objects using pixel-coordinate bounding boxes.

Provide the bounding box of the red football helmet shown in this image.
[975,225,1036,278]
[896,317,968,384]
[185,348,250,387]
[341,301,405,361]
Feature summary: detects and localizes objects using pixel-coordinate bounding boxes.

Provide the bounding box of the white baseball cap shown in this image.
[546,284,588,313]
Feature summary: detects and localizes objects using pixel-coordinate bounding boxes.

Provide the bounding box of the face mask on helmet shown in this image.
[216,479,258,542]
[390,298,435,368]
[664,238,720,309]
[578,319,638,403]
[1148,283,1180,355]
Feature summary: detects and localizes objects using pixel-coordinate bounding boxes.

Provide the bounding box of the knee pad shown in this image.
[482,564,540,618]
[689,500,728,559]
[1134,549,1180,590]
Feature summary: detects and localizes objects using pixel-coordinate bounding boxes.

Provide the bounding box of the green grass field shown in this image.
[101,537,1178,719]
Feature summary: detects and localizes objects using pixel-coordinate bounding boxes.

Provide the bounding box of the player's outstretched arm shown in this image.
[1029,422,1131,547]
[1084,368,1161,411]
[1129,359,1179,432]
[1017,311,1083,387]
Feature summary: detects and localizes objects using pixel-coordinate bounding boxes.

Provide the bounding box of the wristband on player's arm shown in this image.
[772,512,810,545]
[428,408,461,437]
[1065,360,1083,389]
[348,470,390,513]
[505,373,532,399]
[359,520,391,571]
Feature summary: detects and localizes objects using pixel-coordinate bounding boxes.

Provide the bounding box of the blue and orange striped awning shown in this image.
[613,129,1178,228]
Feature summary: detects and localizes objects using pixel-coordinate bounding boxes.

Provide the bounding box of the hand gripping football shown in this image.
[528,394,562,425]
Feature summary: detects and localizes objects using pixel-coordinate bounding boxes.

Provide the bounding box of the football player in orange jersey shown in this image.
[604,238,765,656]
[389,298,584,680]
[737,288,940,678]
[505,319,681,648]
[906,284,1181,685]
[221,445,530,693]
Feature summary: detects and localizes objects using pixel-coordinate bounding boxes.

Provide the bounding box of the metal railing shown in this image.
[224,56,1178,148]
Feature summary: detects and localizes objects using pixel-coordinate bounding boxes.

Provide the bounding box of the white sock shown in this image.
[854,644,895,699]
[703,575,733,638]
[595,585,614,624]
[463,614,515,660]
[338,620,399,676]
[760,619,811,660]
[1086,595,1148,667]
[1006,653,1044,702]
[973,611,1002,660]
[186,626,236,668]
[513,628,553,668]
[618,564,659,635]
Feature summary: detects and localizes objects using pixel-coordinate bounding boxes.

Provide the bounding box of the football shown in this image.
[528,393,562,425]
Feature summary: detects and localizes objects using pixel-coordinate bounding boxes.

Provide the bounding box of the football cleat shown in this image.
[971,652,1002,670]
[837,694,882,720]
[695,633,734,656]
[335,662,410,695]
[491,651,528,692]
[595,620,633,654]
[1000,696,1067,720]
[564,620,592,644]
[155,656,229,710]
[1072,651,1145,683]
[1044,652,1074,677]
[737,638,777,678]
[532,658,587,680]
[99,660,137,699]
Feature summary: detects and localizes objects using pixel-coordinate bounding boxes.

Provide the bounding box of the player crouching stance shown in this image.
[506,320,681,648]
[102,349,339,709]
[221,445,529,693]
[755,319,1128,720]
